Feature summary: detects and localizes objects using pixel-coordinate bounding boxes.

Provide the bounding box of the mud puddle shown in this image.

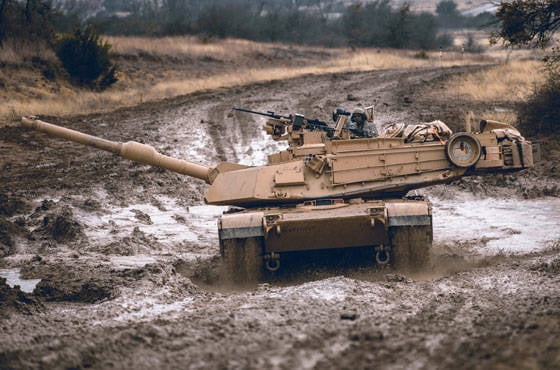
[430,195,560,255]
[109,256,159,269]
[0,268,41,292]
[72,196,227,258]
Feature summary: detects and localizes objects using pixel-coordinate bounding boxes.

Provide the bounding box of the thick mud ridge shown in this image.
[1,66,560,369]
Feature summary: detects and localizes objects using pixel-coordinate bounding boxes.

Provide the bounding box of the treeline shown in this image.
[89,0,496,49]
[0,0,90,48]
[92,1,345,46]
[342,2,448,49]
[0,0,495,51]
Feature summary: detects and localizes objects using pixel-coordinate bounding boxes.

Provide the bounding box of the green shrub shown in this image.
[55,26,117,89]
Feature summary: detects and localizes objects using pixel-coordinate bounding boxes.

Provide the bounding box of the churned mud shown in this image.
[1,66,560,369]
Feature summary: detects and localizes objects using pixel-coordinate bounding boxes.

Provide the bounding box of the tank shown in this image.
[20,114,538,282]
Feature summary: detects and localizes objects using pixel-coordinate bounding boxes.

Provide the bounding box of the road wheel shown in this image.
[221,237,264,284]
[390,226,432,271]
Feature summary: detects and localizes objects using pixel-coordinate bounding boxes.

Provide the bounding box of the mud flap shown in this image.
[386,201,432,270]
[389,226,432,270]
[220,237,264,284]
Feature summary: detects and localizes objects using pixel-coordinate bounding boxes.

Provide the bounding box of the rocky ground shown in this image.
[1,65,559,369]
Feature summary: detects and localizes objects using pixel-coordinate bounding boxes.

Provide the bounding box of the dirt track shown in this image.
[1,66,560,369]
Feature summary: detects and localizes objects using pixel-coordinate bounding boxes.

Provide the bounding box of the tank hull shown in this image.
[218,198,432,282]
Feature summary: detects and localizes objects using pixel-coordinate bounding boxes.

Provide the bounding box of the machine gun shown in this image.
[233,107,335,137]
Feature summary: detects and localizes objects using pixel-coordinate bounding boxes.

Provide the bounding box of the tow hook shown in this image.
[375,245,391,265]
[264,252,281,271]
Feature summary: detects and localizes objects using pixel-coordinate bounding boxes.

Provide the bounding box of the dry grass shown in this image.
[0,41,56,64]
[449,60,544,103]
[0,36,495,120]
[429,58,546,126]
[107,35,486,65]
[484,46,549,62]
[446,29,549,62]
[107,36,270,60]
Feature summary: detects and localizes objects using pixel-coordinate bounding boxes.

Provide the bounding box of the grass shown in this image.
[0,40,56,64]
[106,35,270,60]
[429,58,546,125]
[0,36,535,121]
[450,60,544,102]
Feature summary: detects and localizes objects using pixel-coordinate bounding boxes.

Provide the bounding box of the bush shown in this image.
[517,49,560,136]
[464,33,485,53]
[517,78,560,136]
[413,50,429,59]
[55,27,117,89]
[435,33,454,49]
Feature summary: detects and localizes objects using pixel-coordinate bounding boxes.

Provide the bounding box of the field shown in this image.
[1,37,560,369]
[0,35,502,119]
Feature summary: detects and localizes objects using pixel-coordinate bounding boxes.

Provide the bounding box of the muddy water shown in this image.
[73,195,227,258]
[431,196,560,255]
[0,268,41,292]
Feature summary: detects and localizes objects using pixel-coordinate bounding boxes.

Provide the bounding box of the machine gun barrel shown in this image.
[21,117,213,184]
[232,107,291,120]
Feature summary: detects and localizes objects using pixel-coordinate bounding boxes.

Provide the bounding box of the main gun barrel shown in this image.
[21,117,213,184]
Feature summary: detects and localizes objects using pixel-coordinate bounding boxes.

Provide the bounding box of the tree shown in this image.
[0,0,7,45]
[491,0,560,48]
[436,0,463,28]
[516,47,560,135]
[492,0,560,135]
[389,4,413,48]
[0,0,56,47]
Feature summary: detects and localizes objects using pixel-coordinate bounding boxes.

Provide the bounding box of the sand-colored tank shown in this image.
[20,114,537,282]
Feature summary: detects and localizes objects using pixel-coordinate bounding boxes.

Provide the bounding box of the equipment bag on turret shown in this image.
[380,120,452,143]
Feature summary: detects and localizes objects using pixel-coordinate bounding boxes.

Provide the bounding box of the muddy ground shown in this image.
[1,66,560,369]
